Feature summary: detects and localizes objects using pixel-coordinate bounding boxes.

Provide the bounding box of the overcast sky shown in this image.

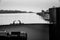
[0,0,60,12]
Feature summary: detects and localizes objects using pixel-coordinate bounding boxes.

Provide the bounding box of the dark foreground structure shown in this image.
[0,24,49,40]
[49,7,60,24]
[0,31,27,40]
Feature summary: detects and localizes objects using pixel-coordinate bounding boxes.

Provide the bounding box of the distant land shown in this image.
[0,10,34,13]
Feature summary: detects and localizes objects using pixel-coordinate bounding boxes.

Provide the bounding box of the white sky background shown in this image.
[0,0,60,12]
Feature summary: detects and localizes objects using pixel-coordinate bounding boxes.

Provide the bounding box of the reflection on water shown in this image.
[0,13,49,25]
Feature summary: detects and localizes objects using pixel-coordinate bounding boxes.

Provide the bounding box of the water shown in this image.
[0,13,49,25]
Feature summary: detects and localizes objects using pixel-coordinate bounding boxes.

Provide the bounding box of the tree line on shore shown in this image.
[0,10,34,13]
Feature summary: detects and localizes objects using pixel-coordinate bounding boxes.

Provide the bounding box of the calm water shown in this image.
[0,13,49,25]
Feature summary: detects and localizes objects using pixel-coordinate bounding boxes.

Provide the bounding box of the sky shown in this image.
[0,0,60,12]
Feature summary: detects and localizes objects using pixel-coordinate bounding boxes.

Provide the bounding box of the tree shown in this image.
[41,10,45,12]
[52,6,56,8]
